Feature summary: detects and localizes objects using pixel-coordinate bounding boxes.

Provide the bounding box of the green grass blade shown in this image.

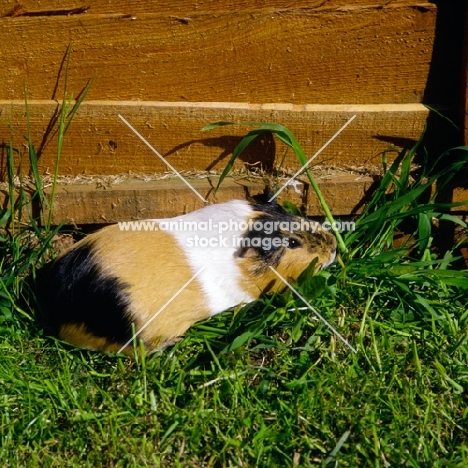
[214,128,267,191]
[204,121,347,252]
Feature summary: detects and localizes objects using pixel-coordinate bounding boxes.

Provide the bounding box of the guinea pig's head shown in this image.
[235,197,337,296]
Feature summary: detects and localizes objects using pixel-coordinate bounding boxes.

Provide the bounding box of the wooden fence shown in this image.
[0,1,466,223]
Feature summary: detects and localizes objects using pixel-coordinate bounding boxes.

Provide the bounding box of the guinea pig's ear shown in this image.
[250,187,277,205]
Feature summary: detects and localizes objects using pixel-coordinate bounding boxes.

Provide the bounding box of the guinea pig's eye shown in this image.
[287,238,302,249]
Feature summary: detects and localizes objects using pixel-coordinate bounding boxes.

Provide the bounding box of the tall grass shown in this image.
[199,120,468,353]
[0,47,92,321]
[0,113,467,466]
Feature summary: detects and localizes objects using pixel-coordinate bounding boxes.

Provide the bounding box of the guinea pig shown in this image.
[35,194,337,355]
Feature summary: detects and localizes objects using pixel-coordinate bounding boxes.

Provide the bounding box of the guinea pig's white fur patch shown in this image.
[150,200,257,315]
[36,197,337,355]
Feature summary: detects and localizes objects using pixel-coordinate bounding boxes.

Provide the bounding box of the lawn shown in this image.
[1,98,467,466]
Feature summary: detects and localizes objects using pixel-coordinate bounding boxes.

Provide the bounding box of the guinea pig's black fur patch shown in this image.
[237,199,307,272]
[35,242,133,344]
[250,188,277,207]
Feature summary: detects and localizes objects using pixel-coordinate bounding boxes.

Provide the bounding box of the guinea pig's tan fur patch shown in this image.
[70,226,209,353]
[59,323,130,355]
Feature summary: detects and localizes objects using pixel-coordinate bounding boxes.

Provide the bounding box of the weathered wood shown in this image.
[1,1,465,222]
[0,4,437,104]
[11,174,467,226]
[0,101,431,176]
[3,172,465,226]
[463,5,468,146]
[0,0,434,16]
[0,174,377,225]
[454,186,468,207]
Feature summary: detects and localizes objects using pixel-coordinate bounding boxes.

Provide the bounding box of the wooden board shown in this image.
[454,186,468,207]
[463,4,468,146]
[2,173,465,226]
[0,101,431,176]
[0,2,437,104]
[1,1,466,221]
[0,0,435,16]
[0,174,379,225]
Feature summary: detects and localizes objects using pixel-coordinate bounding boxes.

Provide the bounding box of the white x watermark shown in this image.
[118,263,355,354]
[269,115,357,202]
[117,266,206,354]
[268,266,357,353]
[118,114,208,203]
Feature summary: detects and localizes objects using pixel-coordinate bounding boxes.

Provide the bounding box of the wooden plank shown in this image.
[45,178,265,225]
[0,0,433,16]
[0,101,431,176]
[0,174,377,225]
[453,186,468,207]
[463,4,468,146]
[0,5,437,104]
[3,172,465,226]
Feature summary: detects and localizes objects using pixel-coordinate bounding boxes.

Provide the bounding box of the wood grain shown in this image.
[1,1,464,221]
[0,1,435,16]
[0,4,436,104]
[1,174,377,225]
[463,5,468,146]
[3,173,465,226]
[0,101,431,176]
[2,172,465,226]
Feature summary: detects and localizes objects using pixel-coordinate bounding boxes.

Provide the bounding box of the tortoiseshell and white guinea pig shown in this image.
[36,194,337,355]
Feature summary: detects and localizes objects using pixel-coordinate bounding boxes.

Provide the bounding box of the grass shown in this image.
[1,102,468,466]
